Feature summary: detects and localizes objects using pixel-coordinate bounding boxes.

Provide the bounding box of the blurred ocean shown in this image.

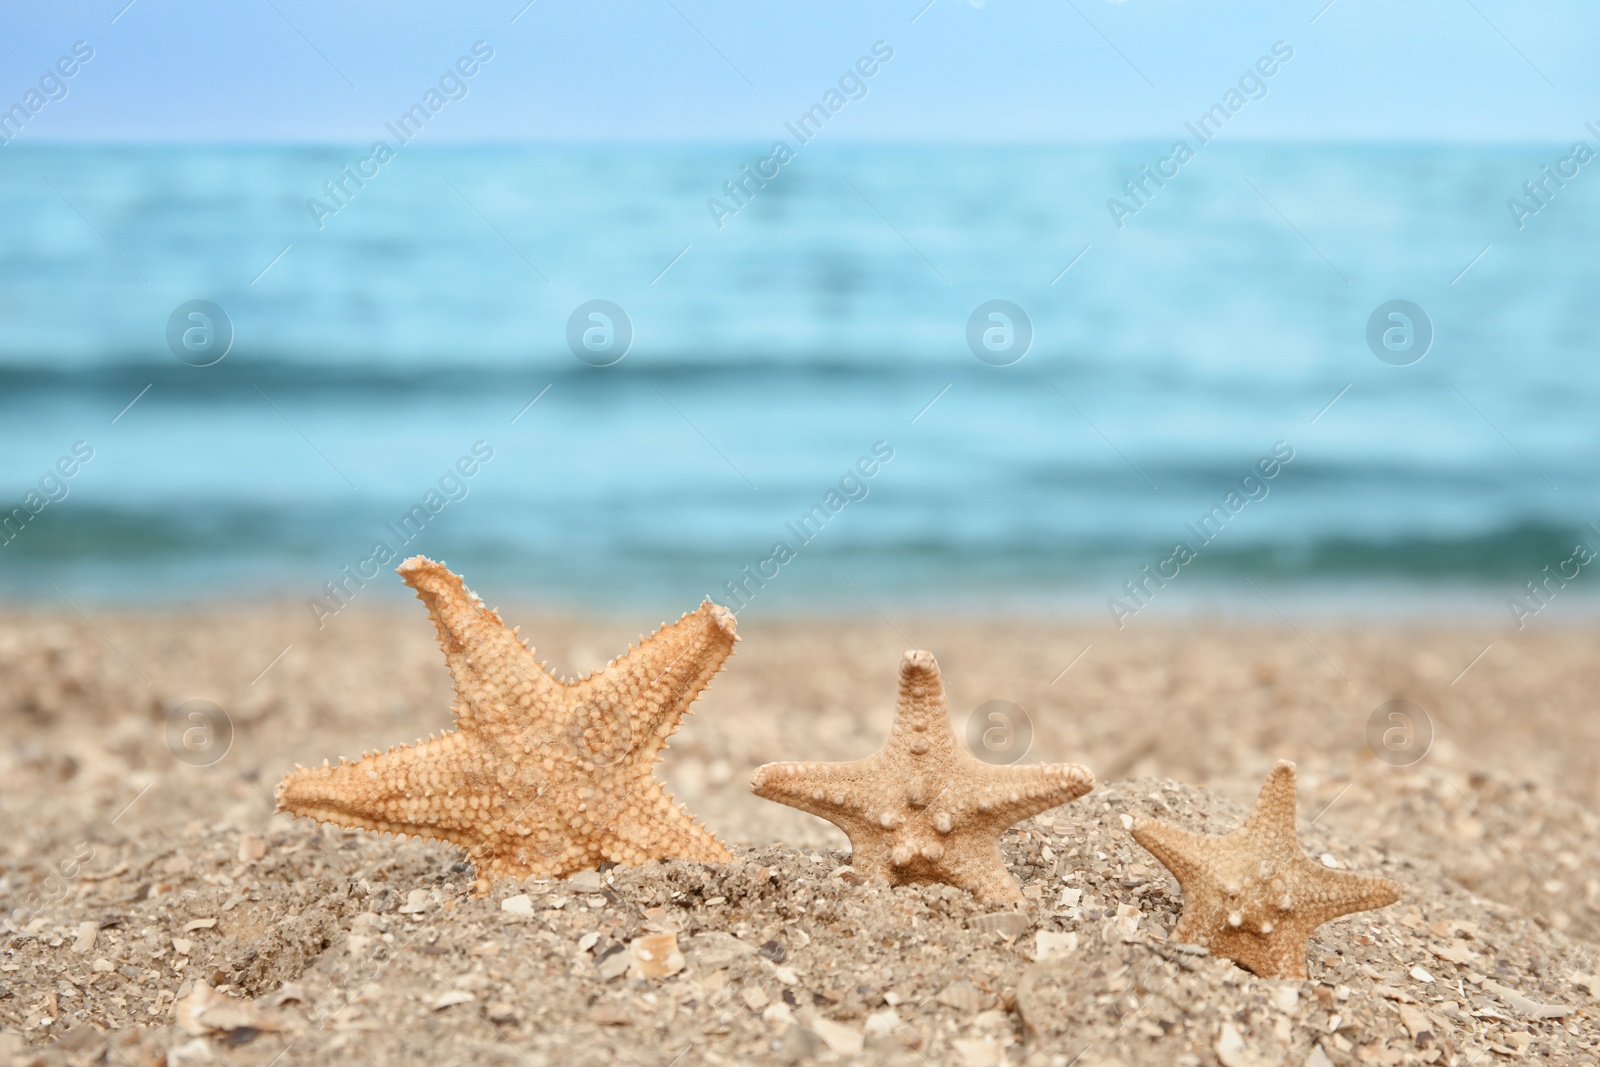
[0,143,1596,621]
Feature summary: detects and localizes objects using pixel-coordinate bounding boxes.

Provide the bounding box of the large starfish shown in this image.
[751,650,1094,904]
[276,556,735,892]
[1130,760,1401,979]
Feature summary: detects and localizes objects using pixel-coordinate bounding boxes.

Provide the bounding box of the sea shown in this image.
[1,143,1596,625]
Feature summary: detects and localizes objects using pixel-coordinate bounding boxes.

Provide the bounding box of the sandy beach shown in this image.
[9,4,1598,1065]
[1,605,1597,1065]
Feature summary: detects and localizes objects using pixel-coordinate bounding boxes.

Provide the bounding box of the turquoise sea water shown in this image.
[0,143,1596,621]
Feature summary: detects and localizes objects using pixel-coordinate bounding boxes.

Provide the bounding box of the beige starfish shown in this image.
[1130,760,1401,978]
[277,556,735,892]
[751,650,1094,904]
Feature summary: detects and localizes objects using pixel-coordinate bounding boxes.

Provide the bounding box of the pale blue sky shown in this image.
[3,0,1595,143]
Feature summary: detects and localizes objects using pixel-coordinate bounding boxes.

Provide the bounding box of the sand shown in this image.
[1,605,1597,1065]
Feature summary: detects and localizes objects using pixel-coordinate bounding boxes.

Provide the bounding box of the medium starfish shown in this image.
[1129,760,1402,979]
[751,650,1094,904]
[276,556,735,892]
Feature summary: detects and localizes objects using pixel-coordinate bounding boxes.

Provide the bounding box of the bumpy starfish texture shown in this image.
[751,650,1094,904]
[276,556,735,892]
[1130,760,1401,979]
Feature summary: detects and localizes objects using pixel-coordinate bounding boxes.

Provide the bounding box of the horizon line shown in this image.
[0,134,1584,149]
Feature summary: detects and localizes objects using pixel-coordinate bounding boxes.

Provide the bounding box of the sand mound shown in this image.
[4,776,1597,1066]
[3,610,1600,1064]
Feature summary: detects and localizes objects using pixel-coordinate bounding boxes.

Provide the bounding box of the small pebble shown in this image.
[864,1008,899,1037]
[238,834,266,863]
[628,932,684,979]
[937,981,984,1013]
[567,870,602,892]
[952,1037,1001,1067]
[968,911,1031,940]
[432,990,473,1010]
[69,921,97,955]
[596,946,630,981]
[809,1018,863,1056]
[1215,1021,1249,1067]
[587,1004,630,1026]
[397,889,430,915]
[1035,930,1078,961]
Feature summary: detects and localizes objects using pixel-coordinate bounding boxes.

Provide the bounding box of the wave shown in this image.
[2,502,1583,582]
[3,355,939,394]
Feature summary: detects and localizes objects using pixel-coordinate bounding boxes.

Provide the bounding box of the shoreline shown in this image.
[2,578,1597,626]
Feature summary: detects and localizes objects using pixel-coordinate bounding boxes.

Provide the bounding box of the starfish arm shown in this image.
[957,762,1095,830]
[1241,759,1301,840]
[1295,862,1403,927]
[600,777,734,866]
[275,731,519,852]
[1129,815,1215,889]
[749,758,881,835]
[936,839,1025,904]
[1205,923,1312,980]
[397,556,565,731]
[1264,924,1312,980]
[886,651,959,750]
[574,601,737,753]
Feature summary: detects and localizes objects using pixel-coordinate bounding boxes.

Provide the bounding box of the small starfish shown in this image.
[277,556,735,892]
[1130,760,1401,979]
[751,650,1094,904]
